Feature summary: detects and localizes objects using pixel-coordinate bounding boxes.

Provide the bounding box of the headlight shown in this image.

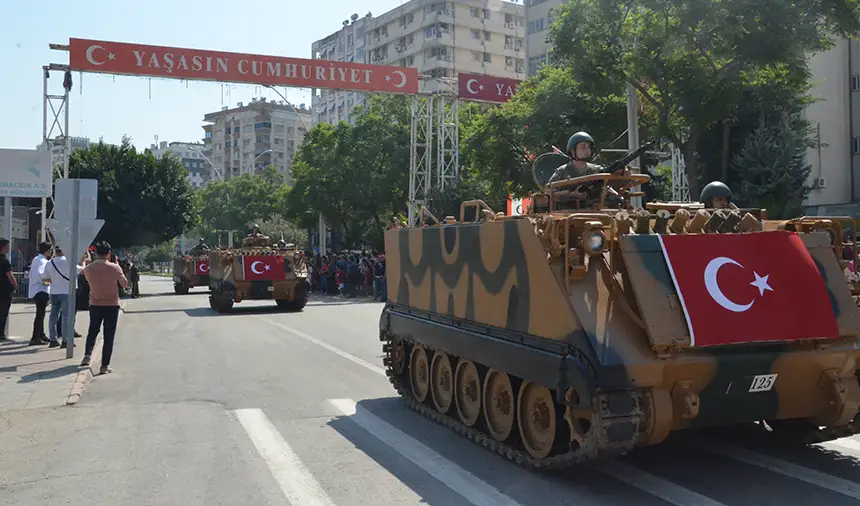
[582,230,606,254]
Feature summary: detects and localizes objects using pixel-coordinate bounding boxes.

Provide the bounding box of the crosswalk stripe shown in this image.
[594,461,728,506]
[234,408,336,506]
[329,398,529,506]
[264,319,386,376]
[696,441,860,500]
[818,437,860,454]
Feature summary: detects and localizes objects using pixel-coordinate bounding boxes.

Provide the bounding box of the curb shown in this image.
[66,303,127,405]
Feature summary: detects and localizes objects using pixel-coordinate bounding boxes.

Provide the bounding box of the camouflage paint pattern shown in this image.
[207,248,308,304]
[172,256,210,288]
[383,211,860,449]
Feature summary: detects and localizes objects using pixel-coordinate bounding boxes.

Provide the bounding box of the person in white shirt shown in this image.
[28,242,51,345]
[41,246,84,348]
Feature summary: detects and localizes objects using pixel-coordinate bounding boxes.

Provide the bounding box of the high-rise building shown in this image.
[149,140,213,188]
[201,97,311,184]
[524,0,561,76]
[311,0,527,126]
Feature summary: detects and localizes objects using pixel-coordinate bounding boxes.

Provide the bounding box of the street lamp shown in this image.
[247,149,273,174]
[188,146,223,182]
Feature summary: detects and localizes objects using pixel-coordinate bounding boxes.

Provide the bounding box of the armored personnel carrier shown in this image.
[207,231,308,313]
[173,255,211,294]
[379,144,860,469]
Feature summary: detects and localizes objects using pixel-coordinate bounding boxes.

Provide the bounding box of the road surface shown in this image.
[2,275,859,505]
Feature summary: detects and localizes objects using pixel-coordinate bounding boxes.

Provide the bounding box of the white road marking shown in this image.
[593,461,728,506]
[233,408,336,506]
[697,441,860,500]
[329,398,526,506]
[264,319,387,376]
[818,437,860,454]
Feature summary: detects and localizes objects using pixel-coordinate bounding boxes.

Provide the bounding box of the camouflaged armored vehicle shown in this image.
[173,255,211,294]
[379,144,860,469]
[207,231,309,313]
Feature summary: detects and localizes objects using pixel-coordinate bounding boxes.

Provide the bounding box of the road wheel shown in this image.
[483,369,516,442]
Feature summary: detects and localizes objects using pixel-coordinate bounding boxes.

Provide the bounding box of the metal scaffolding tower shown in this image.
[41,59,73,237]
[407,78,460,226]
[671,145,691,202]
[408,94,434,226]
[436,94,459,192]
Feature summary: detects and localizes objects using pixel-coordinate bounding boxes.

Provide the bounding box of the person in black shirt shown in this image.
[0,238,19,341]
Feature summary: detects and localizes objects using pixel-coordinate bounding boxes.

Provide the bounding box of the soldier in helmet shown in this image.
[548,131,631,184]
[242,224,270,247]
[700,181,735,209]
[189,238,210,256]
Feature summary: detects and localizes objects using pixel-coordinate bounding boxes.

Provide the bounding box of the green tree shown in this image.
[257,213,309,249]
[196,165,289,235]
[463,65,631,200]
[549,0,860,196]
[66,139,196,248]
[287,94,411,250]
[730,114,813,219]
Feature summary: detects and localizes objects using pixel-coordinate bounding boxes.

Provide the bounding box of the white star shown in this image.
[108,53,116,60]
[385,75,391,81]
[750,272,773,296]
[264,264,271,271]
[479,84,484,91]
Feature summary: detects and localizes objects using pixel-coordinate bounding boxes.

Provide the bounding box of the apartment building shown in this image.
[311,13,373,126]
[149,140,212,188]
[801,37,860,217]
[201,97,311,184]
[311,0,527,126]
[524,0,560,75]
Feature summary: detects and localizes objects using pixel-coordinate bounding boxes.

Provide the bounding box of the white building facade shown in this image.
[801,37,860,217]
[149,140,213,188]
[201,97,311,184]
[311,0,527,126]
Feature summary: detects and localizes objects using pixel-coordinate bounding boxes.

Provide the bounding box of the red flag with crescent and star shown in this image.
[242,255,284,281]
[658,231,839,347]
[195,260,209,276]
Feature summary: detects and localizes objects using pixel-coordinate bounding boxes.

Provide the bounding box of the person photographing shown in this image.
[80,241,128,374]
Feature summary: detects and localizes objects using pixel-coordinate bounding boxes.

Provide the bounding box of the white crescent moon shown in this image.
[85,44,106,66]
[390,70,407,88]
[466,78,479,94]
[251,261,265,275]
[199,263,209,272]
[704,257,754,312]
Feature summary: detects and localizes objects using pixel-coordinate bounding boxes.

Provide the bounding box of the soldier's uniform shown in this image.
[242,224,271,248]
[547,131,616,184]
[189,238,210,256]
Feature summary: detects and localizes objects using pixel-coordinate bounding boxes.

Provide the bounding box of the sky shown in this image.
[1,0,409,152]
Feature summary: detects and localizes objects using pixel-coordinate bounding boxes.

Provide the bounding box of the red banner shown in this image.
[69,38,419,94]
[457,72,521,103]
[242,255,284,282]
[659,231,839,347]
[195,260,209,276]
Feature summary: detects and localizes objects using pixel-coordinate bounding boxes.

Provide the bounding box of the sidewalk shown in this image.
[0,302,108,411]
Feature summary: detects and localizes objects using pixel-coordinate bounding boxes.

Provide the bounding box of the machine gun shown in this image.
[602,141,655,174]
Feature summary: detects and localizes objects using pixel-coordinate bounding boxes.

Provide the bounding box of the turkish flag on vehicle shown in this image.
[242,255,284,281]
[195,260,209,275]
[658,231,839,347]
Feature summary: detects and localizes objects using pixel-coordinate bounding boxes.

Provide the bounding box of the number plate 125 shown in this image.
[749,374,778,393]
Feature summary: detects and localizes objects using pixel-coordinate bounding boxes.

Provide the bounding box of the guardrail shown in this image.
[11,272,29,301]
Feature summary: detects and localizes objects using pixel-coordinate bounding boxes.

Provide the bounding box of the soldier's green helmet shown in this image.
[700,181,732,206]
[566,131,595,161]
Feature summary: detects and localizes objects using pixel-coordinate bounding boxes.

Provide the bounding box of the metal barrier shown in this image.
[12,272,29,301]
